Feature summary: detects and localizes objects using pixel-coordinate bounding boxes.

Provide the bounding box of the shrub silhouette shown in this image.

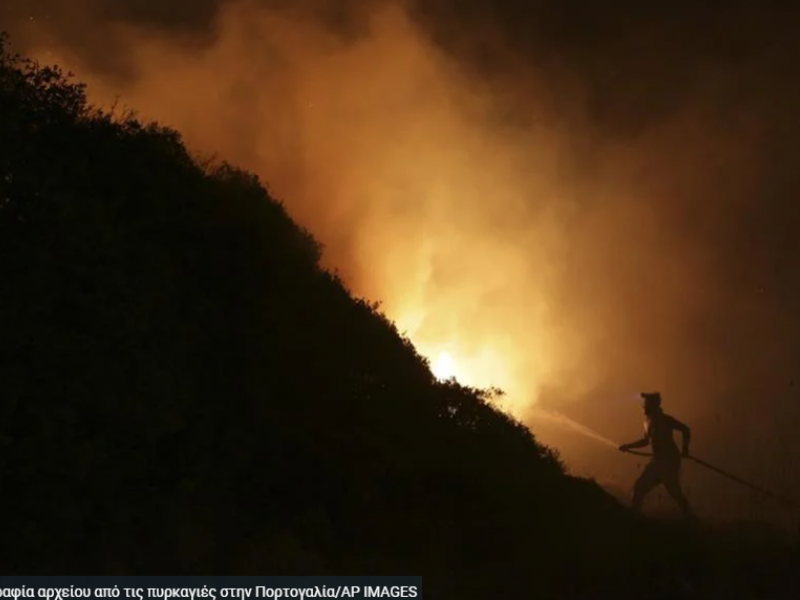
[1,34,798,597]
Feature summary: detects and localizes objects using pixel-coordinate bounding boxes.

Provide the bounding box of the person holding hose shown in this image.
[619,392,692,517]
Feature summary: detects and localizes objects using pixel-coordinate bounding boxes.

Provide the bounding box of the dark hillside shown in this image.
[1,35,798,598]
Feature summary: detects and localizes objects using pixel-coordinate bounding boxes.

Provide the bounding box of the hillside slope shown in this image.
[1,35,798,598]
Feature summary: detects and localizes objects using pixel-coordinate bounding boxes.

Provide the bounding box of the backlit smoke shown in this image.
[9,0,800,522]
[20,1,579,413]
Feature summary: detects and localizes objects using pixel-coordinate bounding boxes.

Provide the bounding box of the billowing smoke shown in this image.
[6,0,800,524]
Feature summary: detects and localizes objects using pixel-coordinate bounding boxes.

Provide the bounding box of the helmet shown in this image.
[641,392,662,409]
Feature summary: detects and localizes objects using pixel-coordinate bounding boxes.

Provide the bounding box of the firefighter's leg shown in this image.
[632,461,662,512]
[662,463,691,517]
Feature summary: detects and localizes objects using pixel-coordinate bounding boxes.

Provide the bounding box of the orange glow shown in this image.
[18,0,765,449]
[12,0,795,525]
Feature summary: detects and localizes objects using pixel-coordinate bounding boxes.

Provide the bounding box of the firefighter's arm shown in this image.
[670,416,691,456]
[618,430,650,452]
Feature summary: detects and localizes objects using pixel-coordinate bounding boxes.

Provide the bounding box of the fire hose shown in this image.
[622,449,797,509]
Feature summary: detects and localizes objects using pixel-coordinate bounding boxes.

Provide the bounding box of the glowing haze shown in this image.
[23,2,578,414]
[8,0,800,523]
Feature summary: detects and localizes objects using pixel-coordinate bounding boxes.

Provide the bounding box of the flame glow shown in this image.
[15,0,771,435]
[431,351,457,381]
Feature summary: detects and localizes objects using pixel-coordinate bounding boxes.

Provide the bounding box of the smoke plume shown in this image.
[7,0,800,524]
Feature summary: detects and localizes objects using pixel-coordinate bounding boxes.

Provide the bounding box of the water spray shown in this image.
[528,407,619,449]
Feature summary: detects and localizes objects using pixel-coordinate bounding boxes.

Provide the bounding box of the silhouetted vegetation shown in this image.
[1,34,798,597]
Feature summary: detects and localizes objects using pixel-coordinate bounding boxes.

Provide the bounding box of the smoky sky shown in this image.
[4,0,800,525]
